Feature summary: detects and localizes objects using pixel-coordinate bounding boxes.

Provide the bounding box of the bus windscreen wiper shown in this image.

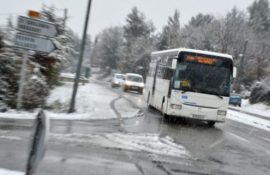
[181,89,196,94]
[210,93,223,99]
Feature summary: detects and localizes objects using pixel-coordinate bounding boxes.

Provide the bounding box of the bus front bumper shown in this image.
[167,104,227,122]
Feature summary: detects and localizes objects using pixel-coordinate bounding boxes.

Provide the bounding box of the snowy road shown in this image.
[0,82,270,175]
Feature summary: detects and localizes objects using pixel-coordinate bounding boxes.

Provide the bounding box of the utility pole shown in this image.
[63,8,68,28]
[68,0,92,113]
[236,40,248,93]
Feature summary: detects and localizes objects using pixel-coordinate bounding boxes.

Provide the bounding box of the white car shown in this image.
[111,73,125,88]
[123,73,144,94]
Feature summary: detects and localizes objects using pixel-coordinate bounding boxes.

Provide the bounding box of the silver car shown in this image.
[111,73,125,88]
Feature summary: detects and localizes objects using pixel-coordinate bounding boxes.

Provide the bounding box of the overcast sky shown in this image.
[0,0,255,38]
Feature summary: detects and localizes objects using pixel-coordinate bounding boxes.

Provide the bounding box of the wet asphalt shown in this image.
[0,82,270,175]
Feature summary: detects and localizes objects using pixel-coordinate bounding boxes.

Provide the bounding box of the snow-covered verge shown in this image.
[227,110,270,132]
[0,168,23,175]
[229,99,270,118]
[241,99,270,118]
[0,82,139,120]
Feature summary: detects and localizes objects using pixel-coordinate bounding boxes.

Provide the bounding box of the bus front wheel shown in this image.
[207,121,215,127]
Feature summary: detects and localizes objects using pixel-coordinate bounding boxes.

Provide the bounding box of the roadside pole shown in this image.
[236,40,248,93]
[16,49,28,110]
[68,0,92,113]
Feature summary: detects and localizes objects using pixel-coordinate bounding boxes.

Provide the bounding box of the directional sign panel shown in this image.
[14,33,56,53]
[17,16,58,37]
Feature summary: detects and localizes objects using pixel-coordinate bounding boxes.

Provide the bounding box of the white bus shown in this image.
[145,48,236,127]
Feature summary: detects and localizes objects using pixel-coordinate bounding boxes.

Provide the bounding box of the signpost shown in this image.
[15,15,57,110]
[17,16,58,37]
[13,12,55,175]
[15,33,55,53]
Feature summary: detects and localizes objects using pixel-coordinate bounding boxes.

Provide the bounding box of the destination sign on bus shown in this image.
[184,55,217,65]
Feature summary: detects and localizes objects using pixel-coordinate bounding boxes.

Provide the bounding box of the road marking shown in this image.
[0,135,22,141]
[261,137,270,143]
[228,132,249,143]
[209,138,224,148]
[0,168,24,175]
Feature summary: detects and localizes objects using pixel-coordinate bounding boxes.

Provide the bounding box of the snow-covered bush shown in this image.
[0,47,21,108]
[249,77,270,105]
[22,75,49,109]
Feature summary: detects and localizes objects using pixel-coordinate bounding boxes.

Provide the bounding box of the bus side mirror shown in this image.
[233,67,237,78]
[172,59,177,70]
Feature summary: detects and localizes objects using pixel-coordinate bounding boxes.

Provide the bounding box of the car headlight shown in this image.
[139,83,144,87]
[217,110,227,115]
[125,81,132,86]
[170,104,182,109]
[115,81,119,84]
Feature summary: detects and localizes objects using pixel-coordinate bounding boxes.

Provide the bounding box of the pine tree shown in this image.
[248,0,270,32]
[31,5,70,87]
[0,46,21,109]
[121,7,155,77]
[93,27,124,70]
[157,10,181,50]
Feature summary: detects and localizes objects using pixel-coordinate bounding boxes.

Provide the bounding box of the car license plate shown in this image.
[192,114,205,119]
[131,86,139,90]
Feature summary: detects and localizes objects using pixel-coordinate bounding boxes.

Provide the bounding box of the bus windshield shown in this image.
[173,53,232,97]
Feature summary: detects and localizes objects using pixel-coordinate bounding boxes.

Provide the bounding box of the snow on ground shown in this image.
[0,168,23,175]
[0,82,139,120]
[47,82,116,115]
[114,98,140,118]
[52,132,190,159]
[60,72,76,79]
[240,99,270,118]
[227,110,270,132]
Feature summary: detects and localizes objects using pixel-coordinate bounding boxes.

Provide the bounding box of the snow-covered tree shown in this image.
[157,10,181,50]
[249,77,270,105]
[181,14,216,51]
[248,0,270,32]
[30,5,71,87]
[93,27,124,69]
[121,7,155,77]
[189,13,214,27]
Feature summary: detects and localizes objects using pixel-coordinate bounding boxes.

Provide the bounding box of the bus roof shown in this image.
[151,48,233,60]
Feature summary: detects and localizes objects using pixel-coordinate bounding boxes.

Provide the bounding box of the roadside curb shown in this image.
[228,107,270,121]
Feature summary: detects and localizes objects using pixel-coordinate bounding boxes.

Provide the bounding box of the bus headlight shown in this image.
[217,110,227,115]
[171,104,182,109]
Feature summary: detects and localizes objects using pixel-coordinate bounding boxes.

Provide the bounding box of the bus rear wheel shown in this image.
[207,121,216,127]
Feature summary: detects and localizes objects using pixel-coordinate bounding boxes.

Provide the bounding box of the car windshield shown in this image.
[127,75,143,82]
[115,74,125,80]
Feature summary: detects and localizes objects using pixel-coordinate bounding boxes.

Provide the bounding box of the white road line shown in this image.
[261,137,270,143]
[0,135,22,141]
[0,168,24,175]
[209,138,224,148]
[228,132,250,143]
